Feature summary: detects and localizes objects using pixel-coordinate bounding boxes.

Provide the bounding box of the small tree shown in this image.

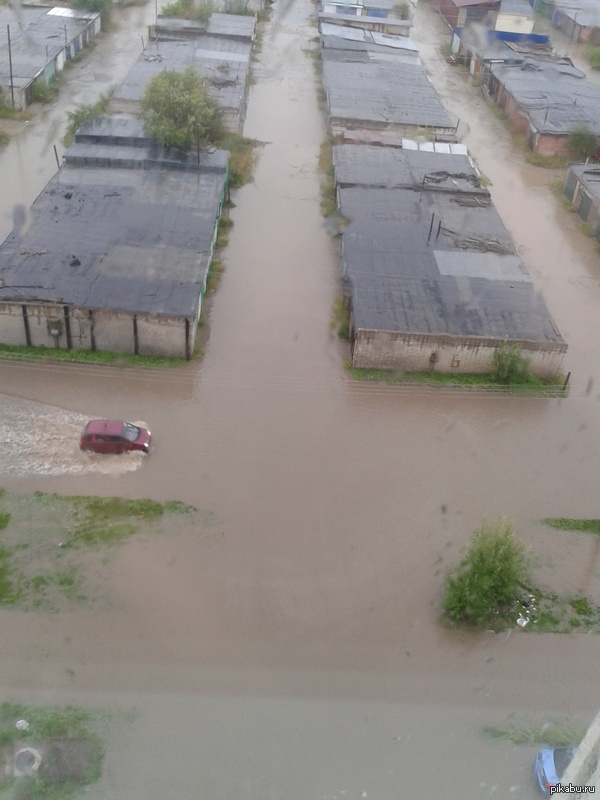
[140,67,224,153]
[568,125,599,162]
[443,517,530,628]
[492,341,530,384]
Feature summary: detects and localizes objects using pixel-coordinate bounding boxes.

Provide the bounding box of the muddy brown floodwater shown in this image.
[2,0,600,797]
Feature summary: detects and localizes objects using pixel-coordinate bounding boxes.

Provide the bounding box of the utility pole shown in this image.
[7,25,15,107]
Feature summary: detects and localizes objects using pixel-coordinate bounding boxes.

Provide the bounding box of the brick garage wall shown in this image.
[91,310,135,353]
[533,131,569,157]
[507,103,530,135]
[352,330,566,380]
[67,308,93,350]
[136,314,189,358]
[24,305,69,348]
[0,303,28,345]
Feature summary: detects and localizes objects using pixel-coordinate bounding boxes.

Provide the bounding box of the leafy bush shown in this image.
[568,125,599,162]
[64,91,112,147]
[492,341,530,384]
[162,0,213,21]
[31,78,59,104]
[585,44,600,70]
[141,66,224,151]
[72,0,113,25]
[442,517,530,627]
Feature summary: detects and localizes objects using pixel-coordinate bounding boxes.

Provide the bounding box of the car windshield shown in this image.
[122,422,141,442]
[555,749,574,778]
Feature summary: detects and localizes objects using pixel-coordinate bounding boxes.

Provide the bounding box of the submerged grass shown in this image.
[0,490,198,610]
[63,89,113,147]
[206,258,224,295]
[346,363,567,396]
[0,702,104,799]
[541,518,600,534]
[0,343,186,368]
[219,132,260,187]
[482,719,584,747]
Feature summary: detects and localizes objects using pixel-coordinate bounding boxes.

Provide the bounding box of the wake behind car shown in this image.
[533,746,577,795]
[80,419,151,454]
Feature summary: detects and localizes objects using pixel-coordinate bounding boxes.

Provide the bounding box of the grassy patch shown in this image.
[31,78,60,104]
[346,362,567,396]
[482,719,584,747]
[331,297,350,340]
[216,215,233,249]
[523,149,568,169]
[541,518,600,534]
[63,90,113,147]
[205,258,224,295]
[251,2,273,59]
[219,132,260,187]
[162,0,213,21]
[585,44,600,70]
[318,137,349,232]
[0,101,32,121]
[0,343,186,368]
[0,491,199,610]
[0,702,104,799]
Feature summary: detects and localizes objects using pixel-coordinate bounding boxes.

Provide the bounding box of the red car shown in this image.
[79,419,151,454]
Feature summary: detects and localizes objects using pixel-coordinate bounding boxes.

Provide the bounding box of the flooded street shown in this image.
[0,0,159,241]
[2,0,600,797]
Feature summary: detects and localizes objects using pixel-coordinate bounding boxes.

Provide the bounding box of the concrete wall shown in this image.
[68,308,93,349]
[495,11,534,33]
[0,303,28,345]
[0,301,194,358]
[136,314,189,358]
[561,708,600,792]
[351,328,567,380]
[25,304,69,348]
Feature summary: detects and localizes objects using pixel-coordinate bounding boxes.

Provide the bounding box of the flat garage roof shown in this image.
[0,161,227,318]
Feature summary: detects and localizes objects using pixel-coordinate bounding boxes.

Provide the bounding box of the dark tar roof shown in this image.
[322,52,454,130]
[334,145,564,344]
[0,5,99,90]
[114,36,251,113]
[491,58,600,135]
[333,143,486,192]
[320,23,419,56]
[0,141,228,317]
[567,163,600,204]
[205,13,256,39]
[558,0,600,29]
[318,11,412,32]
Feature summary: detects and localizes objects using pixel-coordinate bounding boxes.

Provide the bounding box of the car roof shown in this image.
[85,419,125,435]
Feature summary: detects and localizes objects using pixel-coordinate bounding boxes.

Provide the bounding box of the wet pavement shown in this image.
[2,0,600,797]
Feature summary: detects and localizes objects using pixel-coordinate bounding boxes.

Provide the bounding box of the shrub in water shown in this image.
[443,517,530,627]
